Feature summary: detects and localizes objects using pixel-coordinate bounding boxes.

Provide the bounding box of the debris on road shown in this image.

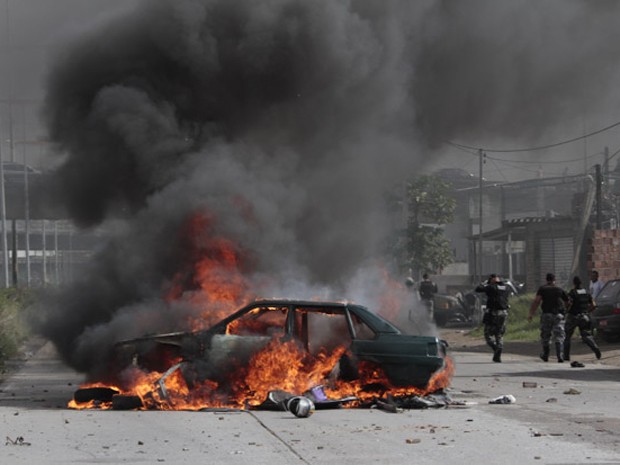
[570,361,585,368]
[563,388,581,395]
[5,436,31,446]
[489,395,516,404]
[375,399,402,413]
[285,396,315,418]
[522,381,537,388]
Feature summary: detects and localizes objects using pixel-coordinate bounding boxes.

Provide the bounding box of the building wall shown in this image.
[589,229,620,281]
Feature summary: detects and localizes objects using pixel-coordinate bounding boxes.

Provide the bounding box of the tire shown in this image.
[73,387,120,404]
[338,354,359,382]
[111,395,144,410]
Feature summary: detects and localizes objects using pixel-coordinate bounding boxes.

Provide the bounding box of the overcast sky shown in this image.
[0,0,140,166]
[3,0,620,179]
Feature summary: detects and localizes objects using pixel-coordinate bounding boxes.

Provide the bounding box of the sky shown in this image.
[3,0,620,178]
[0,0,140,167]
[7,0,620,374]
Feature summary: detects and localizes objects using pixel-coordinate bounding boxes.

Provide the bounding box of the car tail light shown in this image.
[613,307,620,315]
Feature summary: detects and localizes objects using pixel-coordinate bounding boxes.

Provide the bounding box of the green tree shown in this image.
[396,175,456,276]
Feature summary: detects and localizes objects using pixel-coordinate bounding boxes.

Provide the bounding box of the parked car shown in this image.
[115,299,449,390]
[433,292,483,327]
[592,279,620,341]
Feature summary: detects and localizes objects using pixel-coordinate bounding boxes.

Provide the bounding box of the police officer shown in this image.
[418,273,438,320]
[528,273,569,363]
[475,273,510,362]
[405,276,418,322]
[564,276,602,361]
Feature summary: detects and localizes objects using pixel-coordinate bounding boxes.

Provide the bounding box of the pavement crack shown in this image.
[245,411,311,464]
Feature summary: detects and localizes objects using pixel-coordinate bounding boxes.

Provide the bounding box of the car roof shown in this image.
[222,299,401,334]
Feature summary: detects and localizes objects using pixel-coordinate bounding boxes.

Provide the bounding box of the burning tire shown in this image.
[73,387,120,404]
[111,395,144,410]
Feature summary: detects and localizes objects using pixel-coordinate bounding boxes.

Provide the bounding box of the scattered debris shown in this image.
[6,436,31,446]
[489,395,516,404]
[406,438,421,444]
[375,399,402,414]
[545,398,558,403]
[522,382,537,388]
[253,389,356,412]
[563,388,581,395]
[570,361,585,368]
[286,396,315,418]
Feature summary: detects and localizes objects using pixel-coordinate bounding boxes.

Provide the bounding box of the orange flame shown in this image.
[69,212,454,411]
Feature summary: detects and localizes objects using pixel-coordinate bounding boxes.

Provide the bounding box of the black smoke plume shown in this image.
[35,0,620,373]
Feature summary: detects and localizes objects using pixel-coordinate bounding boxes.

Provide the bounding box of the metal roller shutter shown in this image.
[539,237,574,284]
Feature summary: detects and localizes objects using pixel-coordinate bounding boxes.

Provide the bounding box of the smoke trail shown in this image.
[36,0,620,373]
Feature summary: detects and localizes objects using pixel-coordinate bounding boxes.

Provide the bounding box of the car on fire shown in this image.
[592,279,620,341]
[115,299,449,390]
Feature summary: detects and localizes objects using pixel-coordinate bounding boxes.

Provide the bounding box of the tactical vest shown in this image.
[419,281,435,300]
[486,284,510,310]
[569,288,591,315]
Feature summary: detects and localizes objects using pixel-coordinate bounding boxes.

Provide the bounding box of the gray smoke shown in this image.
[34,0,620,374]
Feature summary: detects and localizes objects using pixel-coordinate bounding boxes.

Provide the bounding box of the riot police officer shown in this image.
[528,273,569,363]
[418,273,438,320]
[475,273,510,362]
[564,276,602,361]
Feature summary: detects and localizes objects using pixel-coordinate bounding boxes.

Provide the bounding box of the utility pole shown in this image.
[1,0,11,287]
[478,149,484,282]
[595,163,602,230]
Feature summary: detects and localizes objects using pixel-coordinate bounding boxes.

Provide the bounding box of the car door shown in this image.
[208,304,289,370]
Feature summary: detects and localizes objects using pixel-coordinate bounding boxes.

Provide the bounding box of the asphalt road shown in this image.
[1,341,619,464]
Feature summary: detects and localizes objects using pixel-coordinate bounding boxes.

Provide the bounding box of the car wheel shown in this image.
[73,387,120,404]
[338,354,359,381]
[112,394,144,410]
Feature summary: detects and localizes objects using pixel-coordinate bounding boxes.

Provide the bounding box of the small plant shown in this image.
[0,289,32,368]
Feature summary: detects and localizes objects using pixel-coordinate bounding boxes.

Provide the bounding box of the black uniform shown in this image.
[564,287,601,360]
[475,281,510,361]
[418,279,437,318]
[535,283,569,361]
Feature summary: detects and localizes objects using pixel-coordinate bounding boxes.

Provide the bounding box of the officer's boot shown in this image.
[585,338,602,359]
[540,345,549,362]
[555,342,564,363]
[488,341,497,354]
[563,339,571,362]
[493,348,502,363]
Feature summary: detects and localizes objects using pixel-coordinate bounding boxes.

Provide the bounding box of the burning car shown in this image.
[92,299,449,410]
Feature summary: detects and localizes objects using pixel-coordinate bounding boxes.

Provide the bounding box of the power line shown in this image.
[447,118,620,153]
[485,151,604,165]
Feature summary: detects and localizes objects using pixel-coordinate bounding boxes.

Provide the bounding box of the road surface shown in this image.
[1,340,619,464]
